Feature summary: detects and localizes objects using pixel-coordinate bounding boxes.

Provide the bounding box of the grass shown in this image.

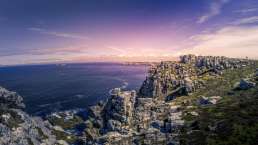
[0,109,24,129]
[52,129,78,144]
[47,113,83,144]
[178,63,258,145]
[48,115,83,130]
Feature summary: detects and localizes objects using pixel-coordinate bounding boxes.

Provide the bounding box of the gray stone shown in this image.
[237,79,256,90]
[0,87,25,109]
[0,86,59,145]
[107,119,122,132]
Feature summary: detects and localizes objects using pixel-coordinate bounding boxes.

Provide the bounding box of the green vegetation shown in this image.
[47,113,84,144]
[48,115,83,130]
[0,109,24,128]
[52,129,78,144]
[36,127,48,140]
[178,63,258,145]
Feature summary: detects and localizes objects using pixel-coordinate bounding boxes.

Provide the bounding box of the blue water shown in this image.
[0,63,148,115]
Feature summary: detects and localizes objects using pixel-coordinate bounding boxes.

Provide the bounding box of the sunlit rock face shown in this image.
[76,55,258,145]
[103,88,136,133]
[1,54,251,145]
[139,61,197,100]
[180,54,252,69]
[139,55,252,101]
[0,87,59,145]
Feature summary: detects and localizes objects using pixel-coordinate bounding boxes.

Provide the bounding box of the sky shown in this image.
[0,0,258,65]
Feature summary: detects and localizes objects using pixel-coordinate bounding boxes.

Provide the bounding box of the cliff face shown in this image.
[139,55,252,100]
[0,87,59,145]
[101,88,136,133]
[79,55,257,145]
[1,54,256,145]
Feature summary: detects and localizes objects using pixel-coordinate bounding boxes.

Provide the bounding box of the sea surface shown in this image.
[0,63,148,116]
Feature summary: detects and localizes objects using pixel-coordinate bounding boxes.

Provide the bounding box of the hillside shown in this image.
[1,54,257,145]
[45,55,257,145]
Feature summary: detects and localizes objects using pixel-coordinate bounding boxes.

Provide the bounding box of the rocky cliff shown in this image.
[77,55,257,145]
[54,55,248,144]
[139,55,253,100]
[0,87,63,145]
[1,54,257,145]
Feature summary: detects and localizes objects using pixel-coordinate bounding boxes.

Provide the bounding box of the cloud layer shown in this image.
[234,7,258,13]
[28,28,89,40]
[232,16,258,25]
[197,0,230,24]
[182,26,258,58]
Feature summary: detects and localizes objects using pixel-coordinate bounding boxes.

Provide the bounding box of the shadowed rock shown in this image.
[0,87,25,109]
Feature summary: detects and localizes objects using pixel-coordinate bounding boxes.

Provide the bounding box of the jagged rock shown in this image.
[0,87,25,109]
[139,55,252,101]
[80,55,255,144]
[0,86,59,145]
[89,104,103,118]
[134,98,154,131]
[180,54,251,69]
[102,89,136,133]
[106,119,122,132]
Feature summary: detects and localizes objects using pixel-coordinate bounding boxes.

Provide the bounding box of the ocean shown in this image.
[0,63,148,116]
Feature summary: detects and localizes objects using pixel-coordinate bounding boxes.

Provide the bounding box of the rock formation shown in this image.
[0,87,61,145]
[0,87,25,109]
[102,88,136,133]
[79,55,256,145]
[139,55,253,101]
[1,54,256,145]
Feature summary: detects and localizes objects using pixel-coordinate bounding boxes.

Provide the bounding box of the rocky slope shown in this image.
[1,54,257,145]
[60,55,256,145]
[139,54,253,100]
[0,87,65,145]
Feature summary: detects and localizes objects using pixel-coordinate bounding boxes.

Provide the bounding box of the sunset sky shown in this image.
[1,0,258,65]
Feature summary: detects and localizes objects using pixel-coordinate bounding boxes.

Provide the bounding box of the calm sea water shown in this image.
[0,63,148,115]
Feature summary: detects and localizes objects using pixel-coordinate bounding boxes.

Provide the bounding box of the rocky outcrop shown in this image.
[1,55,256,145]
[0,86,60,145]
[0,87,25,109]
[102,88,136,133]
[180,54,251,69]
[79,55,256,145]
[139,55,252,101]
[139,62,198,100]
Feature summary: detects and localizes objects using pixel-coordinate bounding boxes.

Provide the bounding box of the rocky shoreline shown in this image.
[72,55,257,144]
[1,54,257,145]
